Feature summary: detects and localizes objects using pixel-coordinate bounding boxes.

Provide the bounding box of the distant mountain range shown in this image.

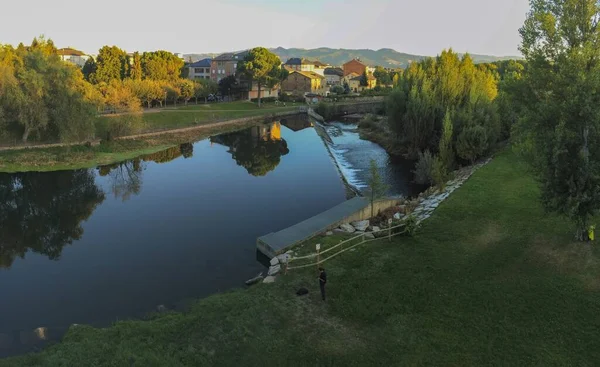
[184,47,521,68]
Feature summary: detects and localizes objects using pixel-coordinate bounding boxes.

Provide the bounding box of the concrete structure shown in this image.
[257,197,400,258]
[343,58,375,77]
[211,50,248,82]
[281,71,326,95]
[57,48,89,68]
[187,58,212,80]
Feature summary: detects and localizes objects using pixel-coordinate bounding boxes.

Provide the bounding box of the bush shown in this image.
[315,102,339,120]
[105,114,145,140]
[359,114,379,130]
[330,85,345,94]
[250,97,277,103]
[414,150,435,185]
[404,215,419,236]
[456,125,488,164]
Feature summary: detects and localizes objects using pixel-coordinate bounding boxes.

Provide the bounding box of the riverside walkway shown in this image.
[257,197,370,258]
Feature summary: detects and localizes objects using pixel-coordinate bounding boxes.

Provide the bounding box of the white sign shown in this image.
[316,243,321,251]
[388,218,393,225]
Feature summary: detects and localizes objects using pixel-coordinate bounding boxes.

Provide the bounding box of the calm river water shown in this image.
[0,114,421,356]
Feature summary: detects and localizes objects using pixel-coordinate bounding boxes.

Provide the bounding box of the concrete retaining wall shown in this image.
[324,198,399,230]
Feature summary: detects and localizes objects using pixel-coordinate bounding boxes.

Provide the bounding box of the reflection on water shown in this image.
[210,122,290,177]
[0,115,350,358]
[0,170,105,269]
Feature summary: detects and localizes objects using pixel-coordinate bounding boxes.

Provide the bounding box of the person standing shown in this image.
[318,267,327,301]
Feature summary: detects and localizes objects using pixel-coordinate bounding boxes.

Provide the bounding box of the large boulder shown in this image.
[371,226,381,233]
[268,264,281,276]
[340,223,356,233]
[351,220,370,232]
[263,276,276,284]
[365,232,375,239]
[269,257,280,266]
[393,213,404,220]
[277,253,292,264]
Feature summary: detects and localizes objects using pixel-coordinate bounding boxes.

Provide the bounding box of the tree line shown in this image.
[382,0,600,241]
[0,38,219,143]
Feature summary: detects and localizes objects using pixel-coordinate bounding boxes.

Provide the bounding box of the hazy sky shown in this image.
[1,0,529,56]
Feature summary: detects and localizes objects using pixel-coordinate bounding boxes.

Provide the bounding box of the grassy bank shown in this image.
[0,102,299,173]
[4,149,600,366]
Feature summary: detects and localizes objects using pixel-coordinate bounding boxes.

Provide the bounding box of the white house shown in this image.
[57,48,90,68]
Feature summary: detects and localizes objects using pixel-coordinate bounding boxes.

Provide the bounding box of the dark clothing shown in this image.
[319,271,327,300]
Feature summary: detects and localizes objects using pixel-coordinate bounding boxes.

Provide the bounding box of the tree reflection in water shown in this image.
[97,143,194,202]
[0,170,105,269]
[211,122,289,176]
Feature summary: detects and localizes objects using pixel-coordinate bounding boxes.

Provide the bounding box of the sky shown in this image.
[0,0,530,56]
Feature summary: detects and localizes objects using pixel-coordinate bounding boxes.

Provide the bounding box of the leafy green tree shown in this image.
[515,0,600,240]
[93,46,128,84]
[178,79,195,105]
[194,78,218,103]
[237,47,284,107]
[141,51,184,81]
[373,66,392,85]
[330,85,345,94]
[82,57,97,82]
[360,70,369,87]
[343,81,350,94]
[438,110,454,171]
[129,51,142,81]
[366,159,389,218]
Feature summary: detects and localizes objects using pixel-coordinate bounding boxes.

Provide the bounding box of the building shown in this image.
[247,81,279,100]
[283,58,329,75]
[57,48,90,68]
[324,67,344,85]
[312,60,330,76]
[281,71,326,95]
[342,58,375,77]
[211,50,248,82]
[188,58,212,80]
[342,72,377,92]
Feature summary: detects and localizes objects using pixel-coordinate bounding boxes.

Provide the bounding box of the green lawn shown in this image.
[96,101,299,135]
[1,101,301,172]
[4,149,600,366]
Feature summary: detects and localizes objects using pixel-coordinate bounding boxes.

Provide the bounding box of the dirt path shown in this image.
[0,109,304,152]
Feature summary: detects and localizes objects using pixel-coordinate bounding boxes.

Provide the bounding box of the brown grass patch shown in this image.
[475,222,504,247]
[530,236,600,290]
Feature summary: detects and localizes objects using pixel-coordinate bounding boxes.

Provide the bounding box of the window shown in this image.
[194,68,203,73]
[212,69,216,74]
[233,63,237,69]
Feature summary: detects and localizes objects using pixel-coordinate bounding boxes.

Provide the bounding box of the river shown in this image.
[0,114,422,357]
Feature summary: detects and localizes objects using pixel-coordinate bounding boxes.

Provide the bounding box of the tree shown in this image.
[330,85,345,94]
[438,110,454,171]
[92,46,128,84]
[129,51,142,81]
[82,57,97,82]
[218,75,238,99]
[178,79,195,105]
[237,47,283,107]
[516,0,600,240]
[366,159,389,218]
[360,70,369,87]
[343,81,351,94]
[194,78,218,103]
[141,51,184,81]
[373,66,392,85]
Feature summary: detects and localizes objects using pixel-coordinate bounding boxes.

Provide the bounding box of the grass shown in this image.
[4,149,600,366]
[0,101,300,173]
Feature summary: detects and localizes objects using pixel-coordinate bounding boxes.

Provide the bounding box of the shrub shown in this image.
[414,150,435,185]
[105,114,145,140]
[250,97,277,103]
[456,125,488,164]
[404,215,419,236]
[431,156,452,190]
[359,114,379,130]
[330,85,345,94]
[315,103,339,120]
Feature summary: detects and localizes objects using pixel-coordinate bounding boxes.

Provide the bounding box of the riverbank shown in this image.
[0,102,301,172]
[4,149,599,366]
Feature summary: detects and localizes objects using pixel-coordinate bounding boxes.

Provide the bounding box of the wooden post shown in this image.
[388,218,392,242]
[316,243,321,269]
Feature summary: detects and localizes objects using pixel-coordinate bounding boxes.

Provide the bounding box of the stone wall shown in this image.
[324,198,400,231]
